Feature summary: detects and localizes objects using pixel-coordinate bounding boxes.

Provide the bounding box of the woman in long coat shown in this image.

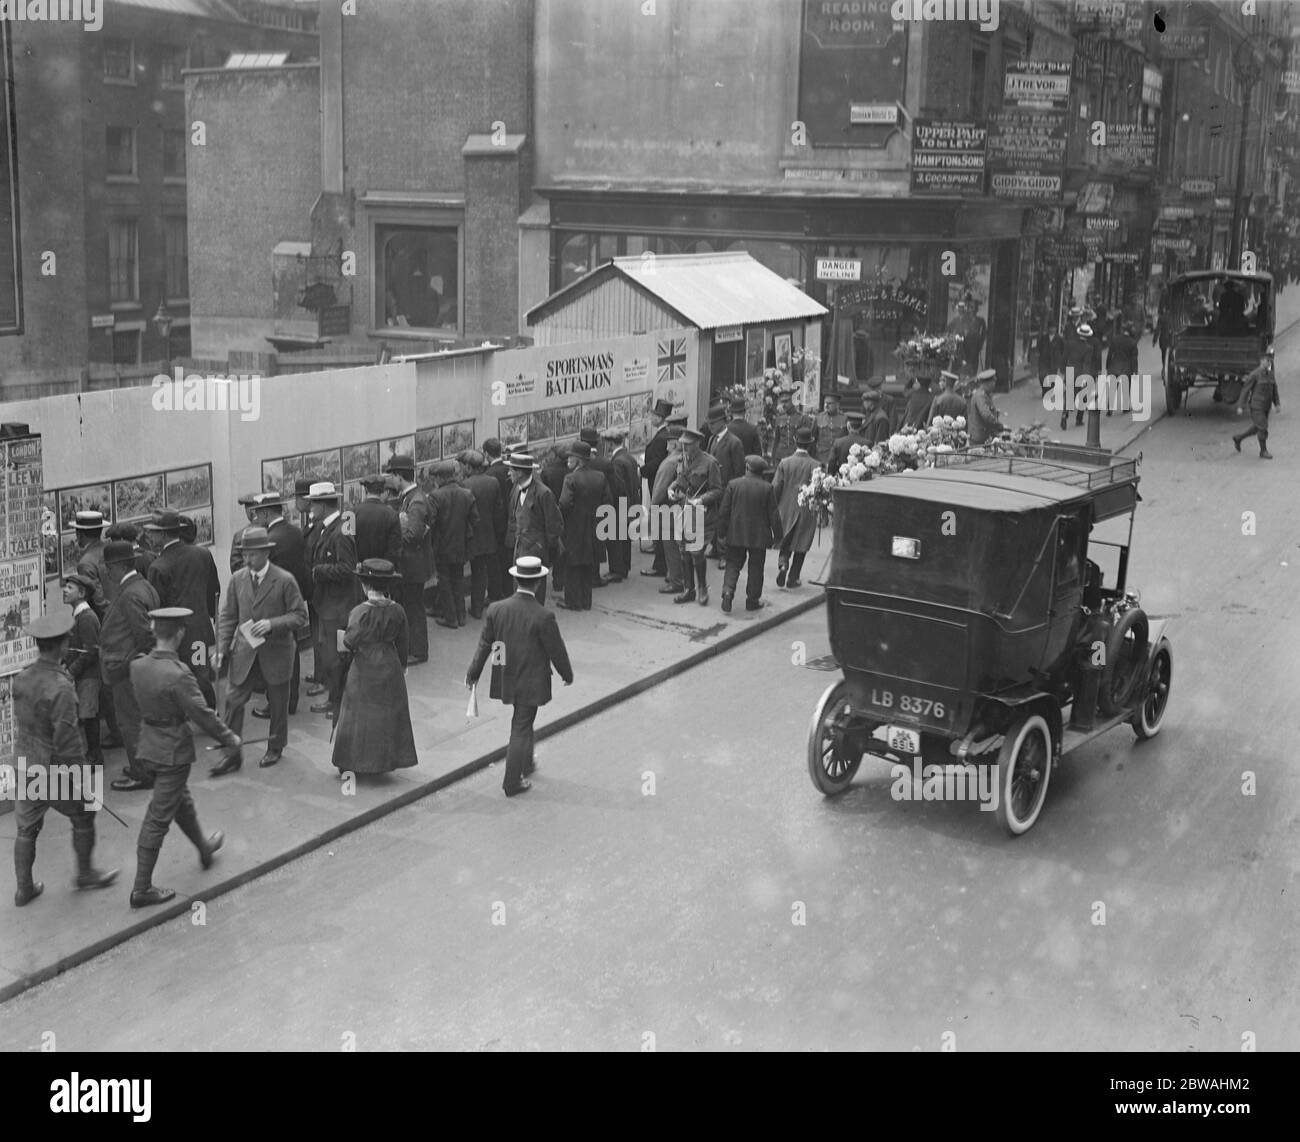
[331,559,419,775]
[771,425,819,589]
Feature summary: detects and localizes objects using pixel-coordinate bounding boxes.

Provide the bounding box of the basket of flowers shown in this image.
[895,333,962,383]
[975,422,1052,457]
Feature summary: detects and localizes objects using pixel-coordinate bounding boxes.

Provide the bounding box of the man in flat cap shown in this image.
[305,482,360,718]
[251,491,309,716]
[602,425,640,583]
[72,510,112,620]
[214,527,309,772]
[100,540,161,793]
[145,510,220,708]
[61,573,103,766]
[715,455,783,613]
[129,607,240,908]
[384,453,433,663]
[726,396,763,458]
[230,492,261,574]
[640,399,675,578]
[429,459,479,628]
[11,612,119,907]
[504,453,563,607]
[461,450,505,618]
[557,440,612,611]
[861,388,892,448]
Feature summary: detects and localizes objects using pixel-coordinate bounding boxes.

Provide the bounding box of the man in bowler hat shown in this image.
[465,556,573,798]
[145,510,220,708]
[101,540,160,793]
[504,453,562,607]
[251,491,309,716]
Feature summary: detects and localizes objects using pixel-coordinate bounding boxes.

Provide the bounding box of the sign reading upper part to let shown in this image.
[798,1,908,149]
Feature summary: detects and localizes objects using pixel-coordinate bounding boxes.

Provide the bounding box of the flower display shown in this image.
[970,422,1053,457]
[796,466,838,528]
[895,333,962,366]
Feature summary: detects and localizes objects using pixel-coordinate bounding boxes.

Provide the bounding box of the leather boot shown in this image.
[176,807,224,870]
[696,562,709,606]
[71,821,119,891]
[129,846,175,909]
[13,837,43,907]
[81,718,103,766]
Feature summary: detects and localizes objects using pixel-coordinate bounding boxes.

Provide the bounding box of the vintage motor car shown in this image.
[1163,270,1274,413]
[807,444,1172,835]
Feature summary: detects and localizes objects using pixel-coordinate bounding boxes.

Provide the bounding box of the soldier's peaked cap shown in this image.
[27,612,75,640]
[149,607,193,625]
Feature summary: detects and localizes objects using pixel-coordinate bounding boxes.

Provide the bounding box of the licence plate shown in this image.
[886,726,921,754]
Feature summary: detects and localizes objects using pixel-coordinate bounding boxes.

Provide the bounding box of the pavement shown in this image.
[0,535,832,1002]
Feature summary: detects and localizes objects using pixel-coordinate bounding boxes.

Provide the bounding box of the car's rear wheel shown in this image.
[1100,607,1149,716]
[1132,645,1172,741]
[994,714,1053,836]
[807,681,863,796]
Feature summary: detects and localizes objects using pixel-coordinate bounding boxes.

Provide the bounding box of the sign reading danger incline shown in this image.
[910,120,986,195]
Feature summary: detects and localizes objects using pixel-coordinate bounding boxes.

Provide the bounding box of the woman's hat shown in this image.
[237,526,276,551]
[508,555,549,580]
[355,558,401,583]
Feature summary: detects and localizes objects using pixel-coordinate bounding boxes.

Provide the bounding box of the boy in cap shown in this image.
[129,608,240,908]
[12,612,119,906]
[62,573,103,765]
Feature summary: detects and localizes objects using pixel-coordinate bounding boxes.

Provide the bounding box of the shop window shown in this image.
[108,220,138,304]
[375,223,459,332]
[163,130,186,179]
[103,38,134,82]
[164,217,188,301]
[106,126,136,178]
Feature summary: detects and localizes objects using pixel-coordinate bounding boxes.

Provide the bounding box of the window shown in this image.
[970,47,988,119]
[111,329,141,365]
[374,223,459,331]
[159,45,188,86]
[164,217,188,300]
[163,130,186,179]
[106,127,135,178]
[103,38,134,82]
[108,220,138,303]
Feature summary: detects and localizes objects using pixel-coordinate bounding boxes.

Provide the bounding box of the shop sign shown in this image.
[987,103,1066,202]
[714,326,743,343]
[850,104,898,125]
[91,314,115,329]
[1099,124,1157,168]
[1159,205,1195,221]
[909,120,986,195]
[1024,205,1065,234]
[833,282,928,323]
[1213,197,1234,213]
[1181,179,1215,196]
[1086,215,1120,232]
[1150,262,1164,276]
[1152,236,1193,252]
[815,259,862,282]
[1159,26,1210,60]
[991,172,1063,201]
[1002,62,1072,111]
[1104,252,1140,263]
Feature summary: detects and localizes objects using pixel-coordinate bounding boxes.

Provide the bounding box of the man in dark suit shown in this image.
[640,399,674,577]
[353,474,402,565]
[250,491,309,716]
[538,447,570,595]
[579,427,622,586]
[385,454,432,664]
[212,527,309,773]
[429,459,479,628]
[504,453,563,607]
[128,608,241,909]
[294,475,321,687]
[481,438,513,598]
[726,397,763,457]
[144,510,221,708]
[100,540,160,793]
[461,450,505,618]
[706,403,746,567]
[305,482,360,718]
[229,492,260,574]
[603,425,641,582]
[558,441,612,611]
[72,510,111,620]
[465,556,573,798]
[716,455,783,613]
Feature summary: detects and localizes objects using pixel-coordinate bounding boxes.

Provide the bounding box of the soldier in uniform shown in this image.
[229,491,260,574]
[813,392,848,466]
[128,607,240,908]
[12,612,119,907]
[928,371,968,422]
[862,389,892,447]
[769,396,815,466]
[968,369,1006,445]
[828,410,872,474]
[668,426,723,606]
[1234,352,1282,459]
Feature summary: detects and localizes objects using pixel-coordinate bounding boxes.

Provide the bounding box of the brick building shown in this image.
[0,0,315,400]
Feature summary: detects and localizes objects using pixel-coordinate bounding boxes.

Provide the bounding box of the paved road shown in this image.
[3,373,1298,1050]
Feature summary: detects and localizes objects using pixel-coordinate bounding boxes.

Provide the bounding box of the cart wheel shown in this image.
[1132,645,1172,741]
[807,680,862,796]
[1099,607,1149,716]
[1164,374,1182,413]
[994,714,1053,836]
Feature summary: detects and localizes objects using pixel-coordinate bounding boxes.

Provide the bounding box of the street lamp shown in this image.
[1229,36,1263,271]
[153,300,173,372]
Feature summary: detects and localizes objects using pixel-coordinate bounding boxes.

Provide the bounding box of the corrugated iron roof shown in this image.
[526,252,827,331]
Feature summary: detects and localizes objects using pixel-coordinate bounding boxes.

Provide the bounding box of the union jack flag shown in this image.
[657,337,687,384]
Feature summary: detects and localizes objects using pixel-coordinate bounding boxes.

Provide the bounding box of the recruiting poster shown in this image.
[4,436,43,561]
[0,555,42,675]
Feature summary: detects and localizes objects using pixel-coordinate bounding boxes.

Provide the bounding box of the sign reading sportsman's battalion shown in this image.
[910,120,986,195]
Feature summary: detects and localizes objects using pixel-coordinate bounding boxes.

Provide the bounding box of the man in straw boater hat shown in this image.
[71,509,111,619]
[128,607,240,908]
[464,555,573,798]
[212,526,309,774]
[144,509,220,709]
[100,540,160,793]
[305,481,360,720]
[60,572,104,766]
[639,398,676,578]
[503,451,563,607]
[11,612,119,907]
[384,453,433,664]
